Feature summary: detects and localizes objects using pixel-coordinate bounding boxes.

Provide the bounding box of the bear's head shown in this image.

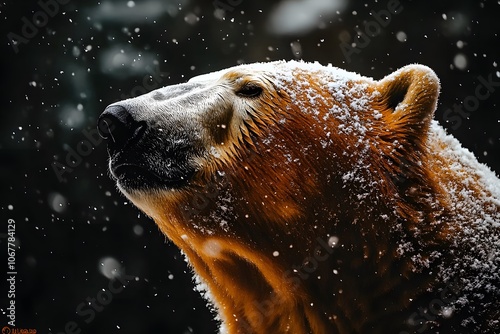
[98,61,453,333]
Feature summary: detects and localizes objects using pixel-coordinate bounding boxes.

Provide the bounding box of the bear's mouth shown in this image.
[111,163,191,190]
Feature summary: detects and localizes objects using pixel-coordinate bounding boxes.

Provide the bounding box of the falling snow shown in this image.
[3,0,500,333]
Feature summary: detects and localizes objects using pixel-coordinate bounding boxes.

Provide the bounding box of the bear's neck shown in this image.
[154,190,446,334]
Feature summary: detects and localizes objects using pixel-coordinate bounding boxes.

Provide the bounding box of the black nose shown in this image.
[98,105,146,151]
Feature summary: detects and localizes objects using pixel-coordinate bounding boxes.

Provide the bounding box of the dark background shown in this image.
[1,0,499,333]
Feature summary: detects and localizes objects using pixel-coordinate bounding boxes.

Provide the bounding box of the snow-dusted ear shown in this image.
[376,64,440,151]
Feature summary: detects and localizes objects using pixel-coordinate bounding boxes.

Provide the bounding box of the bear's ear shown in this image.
[376,64,440,151]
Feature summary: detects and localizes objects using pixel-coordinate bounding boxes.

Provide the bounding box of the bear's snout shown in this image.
[98,105,147,153]
[98,100,203,192]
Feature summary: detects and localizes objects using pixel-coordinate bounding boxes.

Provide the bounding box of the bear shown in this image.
[98,61,500,333]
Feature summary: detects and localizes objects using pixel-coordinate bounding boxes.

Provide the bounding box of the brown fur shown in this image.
[107,62,500,333]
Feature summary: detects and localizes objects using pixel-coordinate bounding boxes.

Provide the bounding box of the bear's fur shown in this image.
[100,61,500,333]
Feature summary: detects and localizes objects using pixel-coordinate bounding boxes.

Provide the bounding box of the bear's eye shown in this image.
[236,83,263,98]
